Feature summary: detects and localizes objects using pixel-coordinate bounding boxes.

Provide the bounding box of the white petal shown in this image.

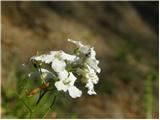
[85,58,101,73]
[40,68,50,73]
[68,39,84,47]
[88,89,97,95]
[90,47,96,59]
[85,82,96,95]
[85,81,93,89]
[85,65,99,83]
[58,70,68,81]
[55,81,68,92]
[67,72,77,85]
[68,39,90,54]
[43,55,55,63]
[68,86,82,98]
[30,54,54,64]
[51,59,66,72]
[60,51,78,62]
[80,46,90,54]
[50,51,60,56]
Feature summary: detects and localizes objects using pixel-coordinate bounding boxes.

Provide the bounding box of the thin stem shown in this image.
[42,107,51,119]
[50,95,57,109]
[36,89,48,105]
[22,99,32,118]
[31,60,45,83]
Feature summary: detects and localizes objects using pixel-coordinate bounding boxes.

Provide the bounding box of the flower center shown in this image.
[63,79,71,85]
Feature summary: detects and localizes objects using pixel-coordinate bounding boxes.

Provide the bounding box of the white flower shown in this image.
[85,58,101,73]
[84,65,99,95]
[68,39,101,73]
[85,65,99,84]
[28,38,101,98]
[31,50,78,64]
[68,39,90,54]
[30,50,79,74]
[85,47,101,73]
[68,39,100,95]
[55,72,82,98]
[68,86,82,98]
[86,81,96,95]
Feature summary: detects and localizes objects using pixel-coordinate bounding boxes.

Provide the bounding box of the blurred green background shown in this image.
[1,1,159,118]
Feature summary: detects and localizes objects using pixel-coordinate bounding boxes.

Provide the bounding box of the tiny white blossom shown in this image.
[68,39,101,73]
[31,50,79,73]
[55,72,82,98]
[31,50,78,64]
[85,81,96,95]
[85,47,101,73]
[84,65,99,95]
[85,58,101,73]
[68,39,90,54]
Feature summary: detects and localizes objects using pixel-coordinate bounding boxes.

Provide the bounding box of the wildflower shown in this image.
[68,39,101,73]
[86,81,96,95]
[27,38,101,99]
[31,50,78,73]
[68,39,90,54]
[31,50,78,64]
[55,72,82,98]
[84,64,99,95]
[84,48,101,73]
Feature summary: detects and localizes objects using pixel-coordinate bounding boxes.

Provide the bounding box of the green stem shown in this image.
[36,89,48,106]
[50,95,57,109]
[145,69,157,119]
[42,107,51,119]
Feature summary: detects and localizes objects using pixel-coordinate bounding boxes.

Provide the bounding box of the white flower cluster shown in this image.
[29,39,101,98]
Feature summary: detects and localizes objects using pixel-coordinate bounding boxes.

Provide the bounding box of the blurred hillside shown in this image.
[1,1,159,118]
